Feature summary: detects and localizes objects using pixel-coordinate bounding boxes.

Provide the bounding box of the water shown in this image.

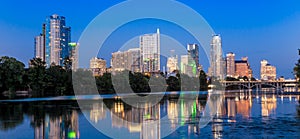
[0,91,299,139]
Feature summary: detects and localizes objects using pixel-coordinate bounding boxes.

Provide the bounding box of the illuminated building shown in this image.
[209,35,225,79]
[187,44,199,71]
[167,55,178,73]
[90,57,107,76]
[34,24,45,61]
[260,60,276,81]
[69,42,79,70]
[111,48,141,72]
[226,52,235,77]
[235,57,252,78]
[180,55,196,77]
[45,14,71,66]
[140,29,160,72]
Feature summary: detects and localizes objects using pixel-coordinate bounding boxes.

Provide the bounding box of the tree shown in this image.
[166,76,180,91]
[294,59,300,82]
[199,70,208,91]
[27,58,47,97]
[0,56,25,98]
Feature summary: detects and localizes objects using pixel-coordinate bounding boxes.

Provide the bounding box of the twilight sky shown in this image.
[0,0,300,78]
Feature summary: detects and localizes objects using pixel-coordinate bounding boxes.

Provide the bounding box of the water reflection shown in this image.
[0,92,299,139]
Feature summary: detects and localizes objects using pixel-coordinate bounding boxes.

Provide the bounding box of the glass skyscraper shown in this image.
[209,34,225,79]
[140,29,160,72]
[45,14,71,66]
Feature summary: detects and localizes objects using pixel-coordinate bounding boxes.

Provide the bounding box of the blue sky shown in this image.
[0,0,300,78]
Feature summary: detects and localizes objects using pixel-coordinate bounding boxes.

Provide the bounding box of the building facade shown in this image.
[111,48,141,72]
[187,44,199,71]
[167,56,178,73]
[140,29,160,73]
[45,14,71,66]
[226,52,235,77]
[260,60,276,80]
[69,42,79,70]
[235,57,252,78]
[34,34,45,61]
[209,35,225,79]
[90,57,107,76]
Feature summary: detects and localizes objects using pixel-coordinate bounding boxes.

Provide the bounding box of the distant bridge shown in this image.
[221,80,299,91]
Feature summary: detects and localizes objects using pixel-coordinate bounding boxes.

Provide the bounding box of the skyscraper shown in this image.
[69,42,79,70]
[180,55,195,77]
[187,44,199,71]
[140,29,160,72]
[34,34,45,61]
[226,52,235,77]
[260,60,276,80]
[34,24,46,61]
[209,35,225,79]
[45,14,71,66]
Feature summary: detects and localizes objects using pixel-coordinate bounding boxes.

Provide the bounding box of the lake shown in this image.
[0,91,299,139]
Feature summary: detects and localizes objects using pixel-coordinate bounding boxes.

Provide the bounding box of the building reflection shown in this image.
[88,94,207,139]
[33,110,79,139]
[261,94,277,117]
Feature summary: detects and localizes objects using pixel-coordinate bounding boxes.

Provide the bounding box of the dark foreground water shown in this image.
[0,91,299,139]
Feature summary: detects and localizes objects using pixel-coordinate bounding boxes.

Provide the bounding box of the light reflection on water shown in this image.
[0,91,299,139]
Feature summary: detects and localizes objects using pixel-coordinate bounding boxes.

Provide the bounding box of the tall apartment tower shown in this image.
[34,24,46,61]
[187,44,199,71]
[45,14,71,66]
[226,52,235,77]
[209,35,225,79]
[140,29,160,72]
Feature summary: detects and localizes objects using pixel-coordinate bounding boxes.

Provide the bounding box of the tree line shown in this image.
[0,56,209,99]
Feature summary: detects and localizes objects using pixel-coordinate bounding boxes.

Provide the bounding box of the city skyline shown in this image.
[0,0,300,78]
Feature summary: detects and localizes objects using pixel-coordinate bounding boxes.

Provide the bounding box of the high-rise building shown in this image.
[167,56,178,73]
[209,35,225,79]
[235,57,252,78]
[260,60,276,80]
[111,48,141,72]
[34,24,46,61]
[140,29,160,73]
[187,44,199,71]
[69,42,79,70]
[34,34,45,61]
[45,14,71,66]
[90,57,107,76]
[226,52,235,77]
[127,48,141,72]
[180,55,195,77]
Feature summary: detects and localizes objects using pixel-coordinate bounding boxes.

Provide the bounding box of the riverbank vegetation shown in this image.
[0,56,209,99]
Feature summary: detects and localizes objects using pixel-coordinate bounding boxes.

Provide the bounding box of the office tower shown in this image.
[167,56,178,73]
[127,48,141,72]
[209,35,225,79]
[90,57,107,76]
[34,34,45,61]
[45,14,71,66]
[235,57,252,78]
[34,24,46,61]
[180,55,195,77]
[140,29,160,72]
[111,48,141,72]
[260,60,276,80]
[187,44,199,71]
[69,42,79,70]
[226,52,235,77]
